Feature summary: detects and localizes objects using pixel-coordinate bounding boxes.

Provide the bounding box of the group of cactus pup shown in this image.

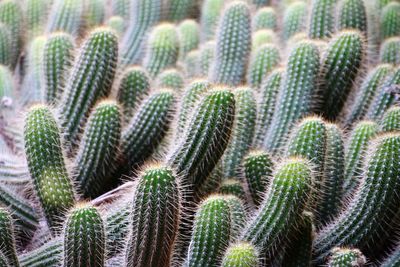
[0,0,399,266]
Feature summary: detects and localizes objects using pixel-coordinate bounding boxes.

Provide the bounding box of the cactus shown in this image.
[253,69,283,147]
[198,41,214,77]
[0,23,11,66]
[185,195,232,267]
[46,0,84,36]
[219,179,246,200]
[24,105,76,231]
[43,32,75,104]
[283,1,308,40]
[265,41,320,153]
[62,204,105,267]
[252,30,277,52]
[178,20,199,60]
[344,64,392,126]
[337,0,368,34]
[111,0,130,18]
[223,194,247,239]
[106,16,125,36]
[26,0,50,41]
[241,157,313,256]
[73,100,121,198]
[183,50,200,78]
[327,248,366,267]
[247,44,280,89]
[209,1,251,86]
[124,165,180,267]
[0,208,20,267]
[156,69,185,91]
[379,106,400,132]
[380,2,400,40]
[381,244,400,267]
[253,7,277,31]
[314,133,400,262]
[380,37,400,65]
[19,238,62,267]
[242,150,274,206]
[166,0,193,22]
[222,87,256,178]
[59,27,118,146]
[319,30,365,120]
[199,0,224,41]
[221,242,259,267]
[308,0,336,39]
[343,121,378,197]
[84,0,105,28]
[143,23,179,77]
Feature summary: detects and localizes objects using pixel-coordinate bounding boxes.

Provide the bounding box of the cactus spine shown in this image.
[338,0,368,34]
[283,1,308,40]
[19,238,62,267]
[221,242,259,267]
[253,7,277,31]
[46,0,84,35]
[379,106,400,132]
[0,208,19,267]
[308,0,336,39]
[327,248,366,267]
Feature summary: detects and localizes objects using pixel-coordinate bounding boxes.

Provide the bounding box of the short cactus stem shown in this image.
[283,1,308,40]
[198,41,215,77]
[199,0,225,41]
[46,0,84,36]
[379,37,400,65]
[337,0,367,34]
[253,7,277,31]
[178,20,200,60]
[308,0,336,39]
[219,179,246,200]
[379,106,400,132]
[327,248,366,267]
[0,207,20,267]
[155,69,185,91]
[380,2,400,40]
[221,242,259,267]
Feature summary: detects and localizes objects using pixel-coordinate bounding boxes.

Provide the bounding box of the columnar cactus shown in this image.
[198,41,215,77]
[379,106,400,132]
[221,242,259,267]
[19,238,62,267]
[46,0,84,35]
[0,23,11,66]
[209,1,251,86]
[0,208,20,267]
[199,0,225,41]
[178,20,200,60]
[24,105,76,231]
[327,248,366,267]
[166,0,193,22]
[219,179,246,200]
[111,0,130,18]
[26,0,50,41]
[253,7,277,31]
[380,2,400,40]
[379,37,400,65]
[283,1,308,40]
[84,0,105,28]
[337,0,368,34]
[252,30,277,51]
[124,165,180,267]
[308,0,336,39]
[156,69,185,91]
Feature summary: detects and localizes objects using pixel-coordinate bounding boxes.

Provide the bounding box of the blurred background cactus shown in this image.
[0,0,398,266]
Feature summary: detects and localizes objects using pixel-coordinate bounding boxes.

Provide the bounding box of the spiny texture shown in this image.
[219,179,246,200]
[209,1,251,86]
[199,0,224,41]
[319,30,364,120]
[241,157,313,256]
[243,150,274,206]
[338,0,367,34]
[46,0,84,36]
[221,242,259,267]
[283,1,308,40]
[24,105,76,231]
[380,2,400,40]
[381,244,400,267]
[124,165,180,267]
[143,23,179,77]
[343,121,378,197]
[222,87,256,178]
[223,194,247,239]
[308,0,336,39]
[59,28,118,145]
[0,208,19,267]
[265,42,320,153]
[380,37,400,65]
[379,106,400,132]
[26,0,50,41]
[156,69,185,91]
[43,32,75,104]
[73,100,121,198]
[62,205,105,267]
[19,238,62,267]
[327,248,366,267]
[116,66,150,123]
[314,133,400,262]
[178,20,199,60]
[84,0,105,28]
[185,195,231,267]
[253,7,277,31]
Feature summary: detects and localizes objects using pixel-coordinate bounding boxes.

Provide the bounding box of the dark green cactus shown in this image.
[59,27,118,146]
[19,238,62,267]
[209,1,251,86]
[327,248,366,267]
[166,0,194,22]
[46,0,84,35]
[24,105,76,231]
[308,0,336,39]
[283,1,308,40]
[379,106,400,132]
[62,204,105,267]
[338,0,367,34]
[219,179,246,200]
[380,2,400,40]
[253,7,277,31]
[221,242,259,267]
[0,207,20,267]
[178,20,199,60]
[155,69,185,91]
[124,165,180,267]
[380,37,400,65]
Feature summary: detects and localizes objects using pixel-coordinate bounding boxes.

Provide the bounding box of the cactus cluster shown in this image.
[0,0,399,267]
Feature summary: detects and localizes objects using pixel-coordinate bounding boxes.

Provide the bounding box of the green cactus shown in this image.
[338,0,368,34]
[121,90,174,167]
[222,87,256,178]
[155,69,185,91]
[84,0,105,28]
[209,1,251,86]
[314,133,400,262]
[380,2,400,40]
[0,208,19,267]
[183,50,200,78]
[241,157,313,257]
[0,23,11,66]
[223,194,247,239]
[168,88,235,195]
[283,1,308,40]
[124,165,180,267]
[116,66,150,123]
[178,20,199,60]
[59,27,118,146]
[247,44,280,89]
[308,0,336,39]
[242,150,274,206]
[327,248,366,267]
[198,41,214,77]
[62,204,105,267]
[344,64,393,127]
[379,106,400,132]
[253,69,283,148]
[74,100,121,198]
[380,37,400,65]
[252,30,277,52]
[19,238,62,267]
[143,23,179,77]
[111,0,130,18]
[106,16,125,36]
[265,41,320,153]
[221,242,259,267]
[166,0,193,22]
[43,32,75,104]
[24,105,76,231]
[185,195,232,267]
[343,121,378,197]
[0,0,22,68]
[219,179,246,200]
[319,30,365,120]
[25,0,50,41]
[253,7,277,31]
[381,244,400,267]
[46,0,84,35]
[199,0,224,41]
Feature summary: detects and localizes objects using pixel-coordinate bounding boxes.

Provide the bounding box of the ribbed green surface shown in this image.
[0,208,19,267]
[198,41,214,77]
[379,106,400,132]
[338,0,367,34]
[166,0,193,21]
[283,1,308,40]
[221,242,259,267]
[380,2,400,40]
[327,248,366,267]
[308,0,336,39]
[46,0,84,35]
[253,7,277,31]
[219,179,246,200]
[26,0,50,41]
[380,37,400,65]
[84,0,105,28]
[178,19,199,60]
[155,69,185,91]
[20,238,62,267]
[223,195,247,239]
[0,23,11,66]
[199,0,225,41]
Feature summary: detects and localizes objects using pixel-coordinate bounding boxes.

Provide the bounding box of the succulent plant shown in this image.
[283,1,308,40]
[221,242,259,267]
[308,0,336,39]
[253,7,277,31]
[327,247,366,267]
